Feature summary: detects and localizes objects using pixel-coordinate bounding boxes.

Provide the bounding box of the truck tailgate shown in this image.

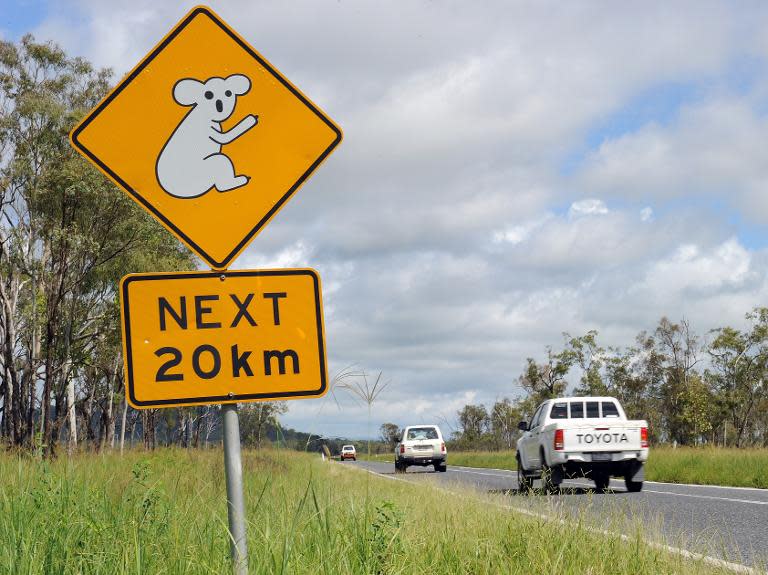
[562,421,644,452]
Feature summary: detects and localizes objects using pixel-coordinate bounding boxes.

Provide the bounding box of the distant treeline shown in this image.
[428,314,768,450]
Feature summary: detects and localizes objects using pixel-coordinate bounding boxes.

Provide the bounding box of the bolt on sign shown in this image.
[69,6,342,270]
[121,269,327,408]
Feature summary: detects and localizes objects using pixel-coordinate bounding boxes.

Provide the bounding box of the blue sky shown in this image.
[1,0,47,39]
[4,1,768,438]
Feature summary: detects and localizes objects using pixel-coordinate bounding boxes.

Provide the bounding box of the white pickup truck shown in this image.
[516,396,648,493]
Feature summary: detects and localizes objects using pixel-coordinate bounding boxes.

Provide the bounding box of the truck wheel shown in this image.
[540,450,561,494]
[438,462,447,472]
[541,465,560,494]
[516,454,532,492]
[625,479,643,492]
[593,474,610,493]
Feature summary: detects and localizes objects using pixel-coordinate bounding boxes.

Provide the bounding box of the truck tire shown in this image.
[541,464,561,494]
[540,449,561,494]
[435,462,447,473]
[625,478,643,492]
[593,473,610,493]
[517,458,532,492]
[395,460,405,474]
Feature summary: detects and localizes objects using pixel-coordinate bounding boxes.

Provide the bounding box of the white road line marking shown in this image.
[554,481,768,505]
[449,468,515,478]
[446,468,768,505]
[642,489,768,505]
[645,480,768,492]
[452,465,517,473]
[349,464,759,575]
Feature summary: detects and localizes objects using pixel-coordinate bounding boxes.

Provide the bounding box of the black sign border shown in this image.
[121,269,327,408]
[71,6,342,270]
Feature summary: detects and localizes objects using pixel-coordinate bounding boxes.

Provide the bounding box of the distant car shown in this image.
[395,425,447,473]
[340,445,356,461]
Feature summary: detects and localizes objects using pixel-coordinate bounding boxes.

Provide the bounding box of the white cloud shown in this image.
[575,99,768,224]
[641,238,753,295]
[239,241,312,269]
[493,213,554,245]
[569,199,609,218]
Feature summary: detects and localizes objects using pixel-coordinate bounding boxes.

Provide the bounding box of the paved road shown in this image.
[349,460,768,571]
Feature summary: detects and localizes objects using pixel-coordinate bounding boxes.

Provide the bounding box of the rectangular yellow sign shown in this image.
[120,269,327,408]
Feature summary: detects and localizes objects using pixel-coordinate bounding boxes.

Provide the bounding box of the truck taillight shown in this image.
[554,429,564,451]
[441,442,446,453]
[640,427,648,448]
[399,444,405,454]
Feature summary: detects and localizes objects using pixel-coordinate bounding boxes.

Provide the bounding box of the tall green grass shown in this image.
[648,446,768,488]
[433,447,768,488]
[0,449,739,573]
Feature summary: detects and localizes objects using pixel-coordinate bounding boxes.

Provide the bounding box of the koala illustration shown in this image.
[156,74,258,199]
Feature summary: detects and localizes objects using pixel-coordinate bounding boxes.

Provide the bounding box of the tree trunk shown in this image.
[3,366,12,442]
[184,413,192,448]
[0,284,23,445]
[102,368,116,450]
[192,409,201,448]
[119,395,128,454]
[66,374,77,455]
[129,410,139,447]
[41,317,58,455]
[143,410,156,450]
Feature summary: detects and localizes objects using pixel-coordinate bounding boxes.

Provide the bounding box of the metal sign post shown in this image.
[223,403,248,575]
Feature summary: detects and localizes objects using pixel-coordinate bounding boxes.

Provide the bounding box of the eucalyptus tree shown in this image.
[240,402,288,448]
[489,398,520,449]
[0,36,194,453]
[457,403,489,446]
[379,422,401,448]
[708,308,768,447]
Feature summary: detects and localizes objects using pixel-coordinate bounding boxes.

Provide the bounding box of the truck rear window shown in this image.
[602,402,619,417]
[550,402,568,419]
[407,427,439,440]
[570,402,584,418]
[586,401,600,418]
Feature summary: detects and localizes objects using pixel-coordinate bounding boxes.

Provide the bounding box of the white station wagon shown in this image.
[395,425,447,473]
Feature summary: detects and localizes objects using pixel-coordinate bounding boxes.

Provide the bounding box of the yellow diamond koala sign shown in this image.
[121,270,327,408]
[70,6,341,270]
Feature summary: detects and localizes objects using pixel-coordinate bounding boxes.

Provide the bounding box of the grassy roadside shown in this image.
[0,449,738,574]
[647,446,768,488]
[395,447,768,488]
